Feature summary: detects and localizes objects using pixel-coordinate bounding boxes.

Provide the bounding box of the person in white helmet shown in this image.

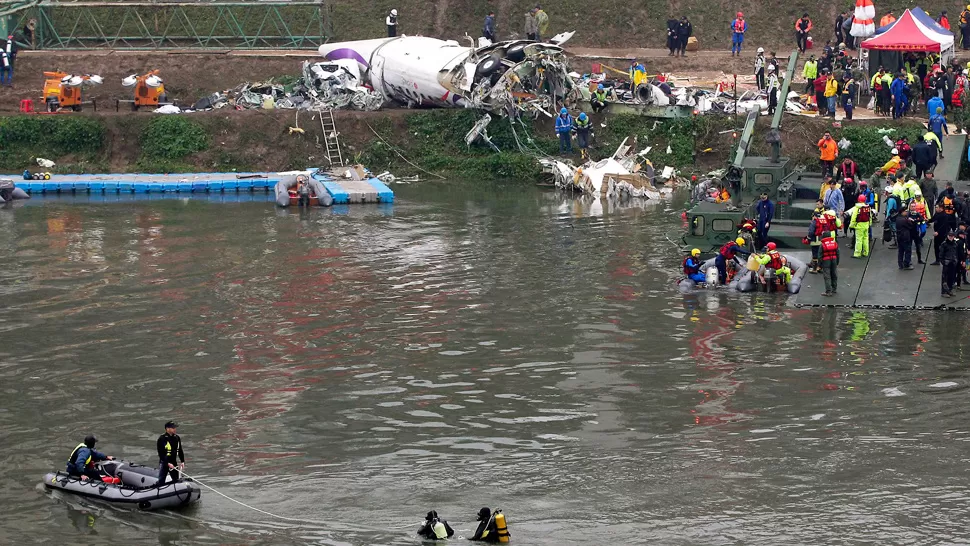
[386,9,398,37]
[754,47,766,90]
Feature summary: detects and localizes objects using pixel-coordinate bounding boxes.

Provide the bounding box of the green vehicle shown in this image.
[683,51,827,252]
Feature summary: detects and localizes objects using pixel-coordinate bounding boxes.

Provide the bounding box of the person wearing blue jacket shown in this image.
[555,107,573,154]
[66,435,113,481]
[927,94,944,118]
[929,106,949,157]
[755,192,774,247]
[890,73,908,119]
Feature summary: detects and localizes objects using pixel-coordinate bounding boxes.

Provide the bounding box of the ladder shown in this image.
[319,109,344,166]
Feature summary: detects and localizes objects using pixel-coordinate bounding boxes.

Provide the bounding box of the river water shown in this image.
[3,183,970,545]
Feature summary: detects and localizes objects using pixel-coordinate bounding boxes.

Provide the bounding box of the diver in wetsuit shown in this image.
[417,510,455,540]
[470,507,500,542]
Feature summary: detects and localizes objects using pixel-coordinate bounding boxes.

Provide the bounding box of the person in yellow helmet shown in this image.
[683,248,706,283]
[714,237,752,285]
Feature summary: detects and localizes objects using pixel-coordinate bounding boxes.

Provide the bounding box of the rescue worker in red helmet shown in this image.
[755,242,786,289]
[847,193,873,258]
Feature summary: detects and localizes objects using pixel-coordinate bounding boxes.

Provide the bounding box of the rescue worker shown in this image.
[927,93,945,118]
[795,13,813,53]
[819,234,840,296]
[714,237,751,285]
[910,190,930,264]
[755,192,774,248]
[574,112,591,160]
[924,130,942,161]
[157,421,185,486]
[847,194,872,258]
[534,5,549,41]
[683,248,706,284]
[929,107,949,157]
[884,186,901,246]
[483,11,496,42]
[958,228,969,288]
[841,75,857,119]
[824,71,839,118]
[930,203,953,265]
[823,177,845,220]
[471,507,502,542]
[817,131,838,177]
[835,11,847,46]
[871,67,887,115]
[524,9,538,41]
[807,206,824,273]
[667,18,680,56]
[803,54,818,97]
[895,136,913,163]
[731,12,747,57]
[677,16,693,57]
[629,60,646,87]
[841,177,859,234]
[961,5,970,50]
[815,70,829,115]
[940,229,960,296]
[386,9,398,37]
[738,219,758,253]
[890,72,908,119]
[555,107,573,154]
[755,47,766,91]
[895,160,915,185]
[920,171,939,205]
[940,10,951,31]
[879,148,902,176]
[417,510,455,541]
[775,256,794,289]
[591,84,611,113]
[895,208,917,269]
[912,136,936,180]
[67,435,113,481]
[766,65,779,115]
[756,242,785,289]
[901,177,921,205]
[880,10,896,28]
[836,156,858,184]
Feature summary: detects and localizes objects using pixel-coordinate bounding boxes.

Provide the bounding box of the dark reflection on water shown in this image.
[3,185,970,544]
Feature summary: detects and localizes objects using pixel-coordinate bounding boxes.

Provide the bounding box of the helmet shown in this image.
[768,65,775,72]
[737,11,743,17]
[766,242,777,250]
[597,83,604,90]
[858,194,866,202]
[578,112,587,121]
[735,237,746,246]
[390,8,397,15]
[560,107,567,115]
[859,179,867,186]
[757,47,765,53]
[891,148,899,154]
[84,435,97,448]
[937,107,944,113]
[691,248,701,256]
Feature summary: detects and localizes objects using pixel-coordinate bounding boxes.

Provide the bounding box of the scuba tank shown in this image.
[431,520,447,539]
[494,511,510,543]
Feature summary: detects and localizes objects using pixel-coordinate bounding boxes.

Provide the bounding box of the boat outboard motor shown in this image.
[296,175,310,207]
[763,268,777,293]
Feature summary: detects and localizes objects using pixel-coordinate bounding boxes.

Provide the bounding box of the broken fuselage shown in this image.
[317,34,574,114]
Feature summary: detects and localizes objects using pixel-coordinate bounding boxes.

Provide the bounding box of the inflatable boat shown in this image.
[0,179,30,203]
[274,173,333,208]
[43,460,201,510]
[679,254,808,294]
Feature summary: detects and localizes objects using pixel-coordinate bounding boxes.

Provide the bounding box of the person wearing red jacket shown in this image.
[938,10,951,31]
[795,13,813,53]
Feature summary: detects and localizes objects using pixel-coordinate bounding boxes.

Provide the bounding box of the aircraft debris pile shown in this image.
[539,138,672,200]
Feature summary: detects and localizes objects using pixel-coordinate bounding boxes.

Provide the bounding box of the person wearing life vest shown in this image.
[803,54,818,97]
[901,178,920,206]
[67,435,113,481]
[591,84,611,113]
[715,237,751,285]
[961,6,970,50]
[756,242,785,288]
[806,206,825,273]
[910,190,929,264]
[754,47,766,90]
[848,194,872,258]
[795,13,813,53]
[629,60,646,87]
[939,10,952,31]
[683,248,706,283]
[730,12,747,56]
[819,235,840,296]
[417,510,455,541]
[879,149,902,176]
[157,421,185,485]
[470,507,503,542]
[737,220,758,253]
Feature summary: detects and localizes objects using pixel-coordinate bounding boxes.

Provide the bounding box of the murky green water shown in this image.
[3,183,970,545]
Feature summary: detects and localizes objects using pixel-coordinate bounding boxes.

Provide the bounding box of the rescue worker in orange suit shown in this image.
[67,435,114,482]
[157,421,185,485]
[714,237,751,285]
[683,248,706,283]
[818,131,838,178]
[795,13,813,53]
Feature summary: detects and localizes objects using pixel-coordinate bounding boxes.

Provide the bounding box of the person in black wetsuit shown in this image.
[157,421,185,486]
[417,510,455,540]
[470,507,500,542]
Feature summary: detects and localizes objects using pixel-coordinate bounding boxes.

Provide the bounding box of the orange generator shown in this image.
[119,70,170,111]
[42,72,101,112]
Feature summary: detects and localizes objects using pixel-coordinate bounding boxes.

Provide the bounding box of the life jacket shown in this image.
[944,195,956,214]
[733,19,745,33]
[821,237,838,261]
[575,117,590,129]
[910,200,926,221]
[856,204,871,223]
[593,89,607,101]
[719,242,738,259]
[683,257,699,275]
[68,443,92,470]
[766,250,783,270]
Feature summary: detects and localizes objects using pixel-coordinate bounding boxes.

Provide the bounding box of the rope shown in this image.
[178,470,420,530]
[364,122,446,180]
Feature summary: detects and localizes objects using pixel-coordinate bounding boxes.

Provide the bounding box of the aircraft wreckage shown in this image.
[317,33,575,117]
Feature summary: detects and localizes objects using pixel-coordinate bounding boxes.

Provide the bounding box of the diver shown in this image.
[683,248,706,284]
[67,435,114,482]
[156,421,185,486]
[714,237,751,285]
[470,507,505,542]
[417,510,455,541]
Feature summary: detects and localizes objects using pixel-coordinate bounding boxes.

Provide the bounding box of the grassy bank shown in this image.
[0,109,937,182]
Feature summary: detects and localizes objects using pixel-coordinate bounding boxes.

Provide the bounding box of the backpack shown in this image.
[857,205,870,223]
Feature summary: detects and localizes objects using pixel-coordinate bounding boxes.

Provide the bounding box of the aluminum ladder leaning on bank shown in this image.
[320,109,344,166]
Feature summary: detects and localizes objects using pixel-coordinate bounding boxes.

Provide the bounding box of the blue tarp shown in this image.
[875,7,953,36]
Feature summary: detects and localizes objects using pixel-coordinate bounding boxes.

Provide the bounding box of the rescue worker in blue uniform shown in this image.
[156,421,185,485]
[574,112,591,159]
[67,435,113,481]
[714,237,751,285]
[755,192,774,248]
[555,107,573,154]
[683,248,706,283]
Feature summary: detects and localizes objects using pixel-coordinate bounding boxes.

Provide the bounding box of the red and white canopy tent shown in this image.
[861,8,954,59]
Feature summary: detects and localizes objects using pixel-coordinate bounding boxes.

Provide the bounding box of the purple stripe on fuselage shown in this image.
[325,48,369,68]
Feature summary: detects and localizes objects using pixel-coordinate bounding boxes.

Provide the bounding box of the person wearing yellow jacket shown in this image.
[848,194,873,257]
[803,55,818,96]
[824,72,839,118]
[879,149,902,175]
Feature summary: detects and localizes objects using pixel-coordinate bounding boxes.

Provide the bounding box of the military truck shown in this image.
[683,51,828,251]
